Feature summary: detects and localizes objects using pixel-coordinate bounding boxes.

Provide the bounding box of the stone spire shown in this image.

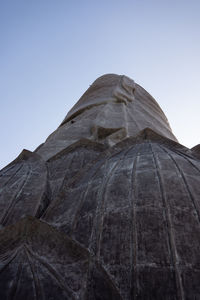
[0,74,200,300]
[36,74,177,160]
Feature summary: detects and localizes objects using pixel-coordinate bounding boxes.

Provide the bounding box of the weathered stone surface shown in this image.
[0,74,200,299]
[36,74,177,161]
[0,150,48,226]
[43,128,200,299]
[46,139,106,202]
[0,216,121,300]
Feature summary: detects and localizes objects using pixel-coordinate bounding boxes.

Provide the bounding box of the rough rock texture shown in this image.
[0,74,200,299]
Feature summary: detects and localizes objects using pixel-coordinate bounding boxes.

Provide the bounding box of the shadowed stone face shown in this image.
[36,74,177,161]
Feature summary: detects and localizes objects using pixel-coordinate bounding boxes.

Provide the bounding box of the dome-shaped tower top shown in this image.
[61,73,177,143]
[36,74,177,160]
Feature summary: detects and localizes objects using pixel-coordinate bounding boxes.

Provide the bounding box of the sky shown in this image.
[0,0,200,169]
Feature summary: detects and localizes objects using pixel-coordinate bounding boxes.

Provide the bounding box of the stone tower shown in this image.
[0,74,200,299]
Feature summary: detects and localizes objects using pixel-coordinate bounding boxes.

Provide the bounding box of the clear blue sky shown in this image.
[1,0,200,169]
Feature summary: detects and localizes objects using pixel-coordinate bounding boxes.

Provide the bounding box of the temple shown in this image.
[0,74,200,299]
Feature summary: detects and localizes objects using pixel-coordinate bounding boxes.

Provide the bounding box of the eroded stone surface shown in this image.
[0,74,200,299]
[43,129,200,299]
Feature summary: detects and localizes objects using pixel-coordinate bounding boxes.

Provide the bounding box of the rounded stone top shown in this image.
[62,74,131,124]
[60,74,177,142]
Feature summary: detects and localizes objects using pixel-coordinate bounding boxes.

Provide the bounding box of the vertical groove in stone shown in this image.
[161,146,200,225]
[88,159,115,255]
[172,149,200,174]
[130,144,141,299]
[8,257,23,300]
[94,159,118,259]
[69,157,109,244]
[70,153,111,234]
[25,246,40,300]
[95,147,133,259]
[150,142,184,300]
